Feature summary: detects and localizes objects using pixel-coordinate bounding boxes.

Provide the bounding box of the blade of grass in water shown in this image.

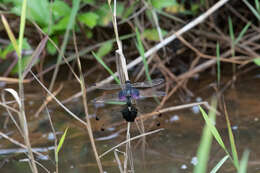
[238,150,250,173]
[210,155,229,173]
[223,104,239,170]
[193,102,216,173]
[56,127,69,162]
[49,0,81,91]
[199,106,227,153]
[92,52,120,84]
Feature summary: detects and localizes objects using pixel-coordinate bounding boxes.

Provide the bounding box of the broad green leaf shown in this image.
[52,16,70,32]
[11,55,32,74]
[151,0,177,9]
[2,38,31,60]
[86,30,93,38]
[82,0,95,5]
[96,3,124,26]
[142,28,168,41]
[253,57,260,66]
[78,12,99,29]
[47,36,58,55]
[10,0,50,26]
[96,42,113,58]
[52,0,71,20]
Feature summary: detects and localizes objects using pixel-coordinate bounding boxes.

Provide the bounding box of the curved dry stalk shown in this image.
[99,128,163,158]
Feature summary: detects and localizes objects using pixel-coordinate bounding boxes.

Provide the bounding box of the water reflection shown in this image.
[1,73,260,173]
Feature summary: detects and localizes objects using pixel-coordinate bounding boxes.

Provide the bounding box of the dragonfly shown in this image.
[92,78,165,105]
[92,53,165,122]
[92,78,165,121]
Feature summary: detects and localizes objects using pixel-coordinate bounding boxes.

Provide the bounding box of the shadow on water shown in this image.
[1,71,260,173]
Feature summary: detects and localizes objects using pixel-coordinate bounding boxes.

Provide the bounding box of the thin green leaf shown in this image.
[56,127,69,154]
[92,52,120,84]
[228,17,235,43]
[52,0,71,19]
[224,109,239,170]
[193,106,214,173]
[238,150,250,173]
[78,12,99,28]
[1,15,19,55]
[255,0,260,12]
[96,42,113,58]
[136,28,151,81]
[199,106,227,152]
[243,0,260,21]
[210,155,229,173]
[234,22,251,45]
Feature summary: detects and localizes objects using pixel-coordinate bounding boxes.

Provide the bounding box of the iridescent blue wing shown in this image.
[131,78,164,88]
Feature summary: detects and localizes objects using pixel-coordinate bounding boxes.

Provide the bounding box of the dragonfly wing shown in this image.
[91,93,125,104]
[138,90,166,99]
[132,78,164,88]
[93,83,122,90]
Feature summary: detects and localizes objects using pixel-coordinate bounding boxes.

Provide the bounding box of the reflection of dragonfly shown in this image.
[92,78,165,106]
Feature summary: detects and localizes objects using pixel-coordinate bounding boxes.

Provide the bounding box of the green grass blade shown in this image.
[193,107,214,173]
[255,0,260,12]
[210,155,229,173]
[228,17,235,43]
[234,22,251,45]
[243,0,260,21]
[199,106,227,152]
[56,127,69,154]
[49,0,81,91]
[224,109,239,170]
[136,28,152,81]
[92,52,120,84]
[216,42,220,85]
[1,15,19,54]
[238,150,250,173]
[18,0,27,58]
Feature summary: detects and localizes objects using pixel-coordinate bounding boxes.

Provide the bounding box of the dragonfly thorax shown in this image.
[118,85,140,101]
